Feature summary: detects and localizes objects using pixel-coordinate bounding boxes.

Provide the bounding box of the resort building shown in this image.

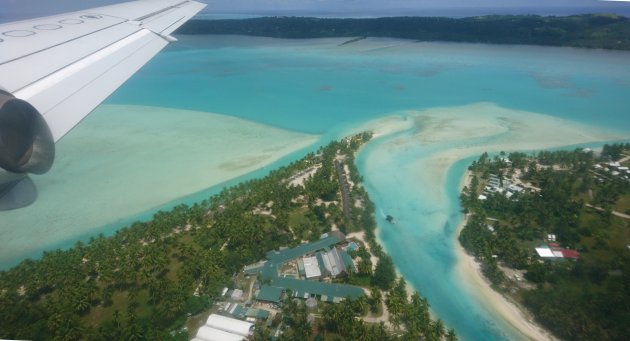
[244,231,363,305]
[301,256,322,279]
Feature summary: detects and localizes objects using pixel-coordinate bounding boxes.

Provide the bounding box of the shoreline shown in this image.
[454,170,557,341]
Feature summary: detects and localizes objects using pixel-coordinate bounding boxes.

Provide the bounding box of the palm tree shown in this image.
[430,319,446,341]
[446,328,458,341]
[370,287,382,313]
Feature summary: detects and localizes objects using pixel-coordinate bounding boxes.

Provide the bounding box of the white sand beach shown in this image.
[0,104,318,266]
[455,173,557,341]
[455,220,558,341]
[351,102,627,340]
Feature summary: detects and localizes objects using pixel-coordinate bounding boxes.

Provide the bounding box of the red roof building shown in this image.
[560,249,580,259]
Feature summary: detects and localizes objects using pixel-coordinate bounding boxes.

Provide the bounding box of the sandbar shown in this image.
[0,104,318,268]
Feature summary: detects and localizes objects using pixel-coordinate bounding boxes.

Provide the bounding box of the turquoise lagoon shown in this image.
[4,35,630,340]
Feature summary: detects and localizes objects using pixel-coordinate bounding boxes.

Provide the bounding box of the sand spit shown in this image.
[0,105,318,267]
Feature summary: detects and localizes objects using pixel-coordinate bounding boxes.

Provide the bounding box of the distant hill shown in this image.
[176,14,630,50]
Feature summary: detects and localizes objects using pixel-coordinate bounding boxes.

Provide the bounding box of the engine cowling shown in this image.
[0,90,55,174]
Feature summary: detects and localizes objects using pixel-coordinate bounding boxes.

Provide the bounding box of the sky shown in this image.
[1,0,629,23]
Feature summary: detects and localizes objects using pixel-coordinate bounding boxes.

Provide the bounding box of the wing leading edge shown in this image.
[0,0,206,142]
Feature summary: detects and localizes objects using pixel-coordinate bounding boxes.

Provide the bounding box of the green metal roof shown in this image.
[257,285,284,303]
[246,307,270,320]
[247,232,364,303]
[256,309,270,320]
[230,304,247,319]
[265,234,342,264]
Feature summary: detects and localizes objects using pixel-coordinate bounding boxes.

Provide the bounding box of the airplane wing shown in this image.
[0,0,205,142]
[0,0,205,210]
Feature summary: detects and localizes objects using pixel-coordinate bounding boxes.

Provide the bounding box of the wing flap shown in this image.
[137,1,207,35]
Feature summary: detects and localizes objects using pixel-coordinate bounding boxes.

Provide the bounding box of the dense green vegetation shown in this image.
[261,278,455,341]
[0,132,455,340]
[177,14,630,50]
[0,133,368,340]
[459,144,630,340]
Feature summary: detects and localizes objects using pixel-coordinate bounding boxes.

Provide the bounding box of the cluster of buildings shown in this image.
[478,173,525,200]
[298,245,354,280]
[192,231,363,340]
[246,231,362,305]
[594,161,630,181]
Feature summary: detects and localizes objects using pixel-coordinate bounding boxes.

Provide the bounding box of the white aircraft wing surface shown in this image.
[0,0,205,142]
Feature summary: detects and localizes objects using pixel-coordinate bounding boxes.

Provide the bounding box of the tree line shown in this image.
[177,14,630,50]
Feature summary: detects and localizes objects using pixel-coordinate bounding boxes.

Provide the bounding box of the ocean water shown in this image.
[109,36,630,134]
[4,36,630,340]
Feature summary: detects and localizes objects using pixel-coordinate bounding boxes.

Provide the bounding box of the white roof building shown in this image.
[321,248,346,277]
[194,326,245,341]
[535,247,555,258]
[206,314,253,337]
[303,256,322,279]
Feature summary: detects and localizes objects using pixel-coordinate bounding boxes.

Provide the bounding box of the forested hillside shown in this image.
[177,14,630,50]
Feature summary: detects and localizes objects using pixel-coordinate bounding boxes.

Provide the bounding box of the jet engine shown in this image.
[0,90,55,210]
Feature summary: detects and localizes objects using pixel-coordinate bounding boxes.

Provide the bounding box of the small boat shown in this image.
[386,215,396,224]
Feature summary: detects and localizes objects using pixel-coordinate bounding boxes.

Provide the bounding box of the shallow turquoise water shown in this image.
[5,36,630,340]
[109,36,630,133]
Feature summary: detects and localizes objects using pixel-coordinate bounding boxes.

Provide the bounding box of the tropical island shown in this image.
[458,143,630,340]
[0,133,455,341]
[177,14,630,50]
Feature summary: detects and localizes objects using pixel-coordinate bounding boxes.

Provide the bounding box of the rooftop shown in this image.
[247,231,364,303]
[257,285,284,303]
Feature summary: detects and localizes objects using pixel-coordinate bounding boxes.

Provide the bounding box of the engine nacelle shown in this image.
[0,90,55,174]
[0,90,55,210]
